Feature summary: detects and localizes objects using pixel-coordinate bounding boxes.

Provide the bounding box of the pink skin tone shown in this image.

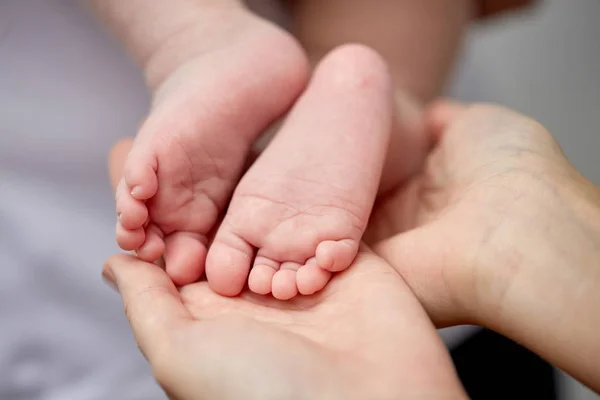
[114,9,309,291]
[103,0,469,299]
[206,45,392,299]
[113,6,391,299]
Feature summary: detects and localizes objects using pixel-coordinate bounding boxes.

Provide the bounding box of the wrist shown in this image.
[475,166,600,390]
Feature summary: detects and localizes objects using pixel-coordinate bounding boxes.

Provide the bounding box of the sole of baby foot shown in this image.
[114,15,309,285]
[205,43,393,299]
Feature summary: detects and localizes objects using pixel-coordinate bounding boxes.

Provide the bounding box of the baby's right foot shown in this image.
[115,6,309,285]
[205,44,394,299]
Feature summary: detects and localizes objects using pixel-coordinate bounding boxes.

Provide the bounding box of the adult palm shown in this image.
[104,96,465,400]
[104,248,462,400]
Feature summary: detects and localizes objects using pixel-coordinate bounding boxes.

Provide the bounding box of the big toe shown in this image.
[205,233,254,297]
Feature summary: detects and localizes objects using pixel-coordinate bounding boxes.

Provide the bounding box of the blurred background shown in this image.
[0,0,598,399]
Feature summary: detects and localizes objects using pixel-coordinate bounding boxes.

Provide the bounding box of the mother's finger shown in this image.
[108,137,134,191]
[103,254,192,360]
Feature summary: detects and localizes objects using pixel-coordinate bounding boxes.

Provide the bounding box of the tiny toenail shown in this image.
[131,186,142,198]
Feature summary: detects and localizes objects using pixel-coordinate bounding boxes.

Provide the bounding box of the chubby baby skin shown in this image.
[92,0,392,299]
[207,46,393,299]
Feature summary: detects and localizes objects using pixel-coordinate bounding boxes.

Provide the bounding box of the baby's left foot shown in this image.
[205,45,393,299]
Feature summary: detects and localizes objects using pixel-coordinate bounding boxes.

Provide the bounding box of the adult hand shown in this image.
[104,112,465,400]
[369,101,600,392]
[103,251,464,400]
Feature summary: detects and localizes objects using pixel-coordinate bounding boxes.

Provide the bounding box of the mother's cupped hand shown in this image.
[103,69,465,400]
[370,101,600,391]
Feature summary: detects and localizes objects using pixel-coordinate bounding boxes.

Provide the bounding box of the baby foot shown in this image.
[115,10,308,285]
[205,44,393,299]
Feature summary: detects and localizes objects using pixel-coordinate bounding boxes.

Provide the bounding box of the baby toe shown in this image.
[136,223,165,262]
[116,222,145,251]
[272,262,301,300]
[297,259,332,295]
[116,188,148,230]
[248,257,280,295]
[206,231,255,297]
[123,149,158,201]
[316,238,359,272]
